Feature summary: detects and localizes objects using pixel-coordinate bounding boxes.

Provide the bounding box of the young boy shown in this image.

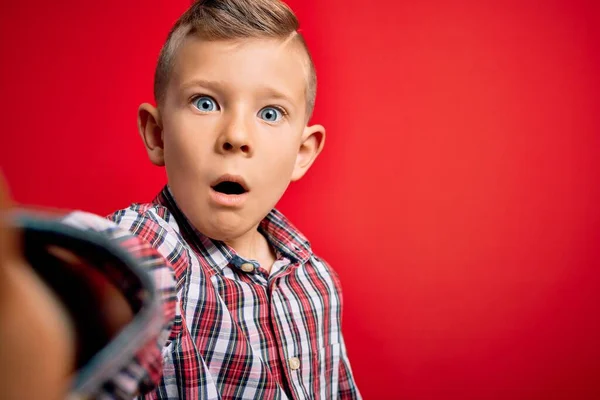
[85,0,359,398]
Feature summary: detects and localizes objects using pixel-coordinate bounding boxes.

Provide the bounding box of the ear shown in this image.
[138,103,165,166]
[291,124,326,181]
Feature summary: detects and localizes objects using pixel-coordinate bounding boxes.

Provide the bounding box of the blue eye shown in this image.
[193,96,219,112]
[258,107,283,122]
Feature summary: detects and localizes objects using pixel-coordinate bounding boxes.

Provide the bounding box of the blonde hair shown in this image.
[154,0,317,117]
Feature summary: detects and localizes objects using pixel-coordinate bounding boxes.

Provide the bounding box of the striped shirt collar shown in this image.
[153,185,313,270]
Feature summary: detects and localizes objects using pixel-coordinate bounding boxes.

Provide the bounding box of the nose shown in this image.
[216,113,253,156]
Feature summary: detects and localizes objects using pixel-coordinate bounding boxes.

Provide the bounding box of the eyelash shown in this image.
[268,105,288,116]
[189,94,217,107]
[189,95,288,116]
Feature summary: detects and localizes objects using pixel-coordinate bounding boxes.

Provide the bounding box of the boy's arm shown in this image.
[327,261,362,399]
[338,336,362,399]
[62,211,177,398]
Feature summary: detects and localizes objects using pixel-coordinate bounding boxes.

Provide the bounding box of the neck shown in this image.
[224,226,276,272]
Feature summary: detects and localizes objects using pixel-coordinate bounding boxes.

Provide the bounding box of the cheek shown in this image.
[163,118,212,171]
[259,126,302,168]
[263,141,299,178]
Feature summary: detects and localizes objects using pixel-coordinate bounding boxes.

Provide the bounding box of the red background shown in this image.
[1,0,600,398]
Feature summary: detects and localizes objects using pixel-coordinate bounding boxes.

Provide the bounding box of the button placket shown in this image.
[240,262,255,273]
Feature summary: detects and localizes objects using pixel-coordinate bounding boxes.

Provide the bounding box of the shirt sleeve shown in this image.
[337,335,362,400]
[62,211,177,399]
[326,262,362,400]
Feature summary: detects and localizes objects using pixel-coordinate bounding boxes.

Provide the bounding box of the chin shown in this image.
[197,213,257,242]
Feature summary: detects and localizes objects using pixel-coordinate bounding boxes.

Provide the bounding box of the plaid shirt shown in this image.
[107,186,361,399]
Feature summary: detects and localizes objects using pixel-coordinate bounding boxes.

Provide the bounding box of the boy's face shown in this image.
[139,36,324,242]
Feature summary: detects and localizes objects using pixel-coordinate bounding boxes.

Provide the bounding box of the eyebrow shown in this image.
[255,86,297,106]
[179,79,228,92]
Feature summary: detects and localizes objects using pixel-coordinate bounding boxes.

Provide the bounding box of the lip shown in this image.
[210,174,250,192]
[209,174,250,208]
[209,189,249,207]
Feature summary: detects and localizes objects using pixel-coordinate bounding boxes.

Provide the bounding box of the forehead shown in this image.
[169,36,309,105]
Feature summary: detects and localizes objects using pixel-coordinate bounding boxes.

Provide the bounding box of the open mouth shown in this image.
[210,175,249,196]
[211,181,247,195]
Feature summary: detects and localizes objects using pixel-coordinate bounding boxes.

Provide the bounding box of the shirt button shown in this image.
[240,262,255,273]
[288,357,301,370]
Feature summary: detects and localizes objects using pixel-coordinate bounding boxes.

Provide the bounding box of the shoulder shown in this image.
[309,253,343,294]
[267,208,345,295]
[107,203,181,237]
[60,209,178,286]
[65,202,193,284]
[105,203,193,282]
